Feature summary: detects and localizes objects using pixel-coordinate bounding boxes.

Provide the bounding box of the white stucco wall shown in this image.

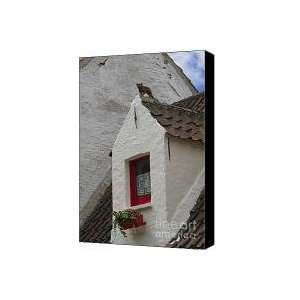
[165,137,204,223]
[80,53,196,224]
[111,95,169,246]
[168,168,205,240]
[111,95,204,247]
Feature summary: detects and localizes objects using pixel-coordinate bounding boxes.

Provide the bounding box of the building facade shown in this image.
[80,53,197,225]
[111,93,204,246]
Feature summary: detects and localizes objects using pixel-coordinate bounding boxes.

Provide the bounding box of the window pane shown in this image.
[137,172,151,196]
[136,158,150,175]
[135,157,151,196]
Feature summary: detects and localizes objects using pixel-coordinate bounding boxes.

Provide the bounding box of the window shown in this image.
[129,155,151,206]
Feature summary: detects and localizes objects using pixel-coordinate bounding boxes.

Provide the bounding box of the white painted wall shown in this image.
[111,95,168,246]
[153,137,204,243]
[165,137,204,223]
[111,95,204,246]
[168,168,205,240]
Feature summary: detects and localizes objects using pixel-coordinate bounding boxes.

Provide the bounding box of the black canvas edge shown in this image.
[204,51,215,248]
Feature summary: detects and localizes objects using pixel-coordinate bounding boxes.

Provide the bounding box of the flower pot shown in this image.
[116,211,146,232]
[133,214,146,228]
[120,220,134,230]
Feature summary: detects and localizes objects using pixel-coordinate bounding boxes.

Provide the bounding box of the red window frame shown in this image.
[129,155,151,206]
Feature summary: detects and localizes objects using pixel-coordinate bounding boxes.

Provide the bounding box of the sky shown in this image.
[169,51,205,92]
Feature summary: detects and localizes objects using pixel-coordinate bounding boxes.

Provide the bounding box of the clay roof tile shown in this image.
[142,93,205,143]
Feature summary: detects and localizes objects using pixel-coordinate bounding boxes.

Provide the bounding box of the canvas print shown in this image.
[79,50,214,249]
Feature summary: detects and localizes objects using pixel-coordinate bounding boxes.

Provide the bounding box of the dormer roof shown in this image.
[141,93,204,143]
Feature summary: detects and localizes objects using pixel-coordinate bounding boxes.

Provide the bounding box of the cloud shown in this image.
[169,51,205,92]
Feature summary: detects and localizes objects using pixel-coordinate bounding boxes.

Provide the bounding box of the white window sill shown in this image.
[130,202,152,210]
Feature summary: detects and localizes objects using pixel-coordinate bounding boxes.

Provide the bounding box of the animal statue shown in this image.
[136,83,153,98]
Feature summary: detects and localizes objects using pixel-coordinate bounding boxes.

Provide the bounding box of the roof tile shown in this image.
[80,184,112,243]
[142,94,204,143]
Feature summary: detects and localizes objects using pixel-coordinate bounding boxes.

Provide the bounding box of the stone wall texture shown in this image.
[80,53,197,223]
